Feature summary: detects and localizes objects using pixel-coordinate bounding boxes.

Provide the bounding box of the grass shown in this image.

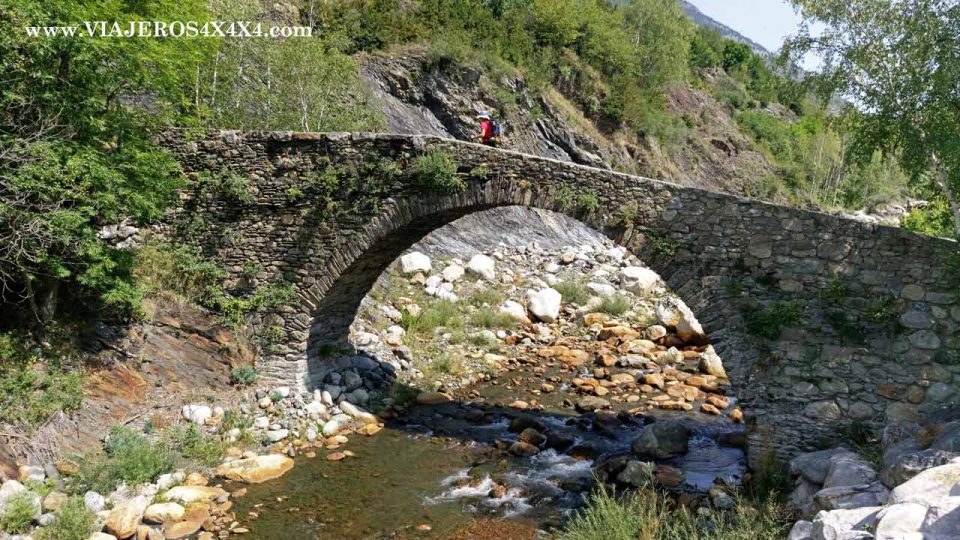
[0,333,85,429]
[167,424,228,468]
[554,279,592,305]
[467,288,503,307]
[37,496,96,540]
[560,485,791,540]
[0,491,37,533]
[597,294,632,316]
[400,299,463,334]
[231,365,259,386]
[741,300,805,340]
[469,307,517,329]
[73,426,176,493]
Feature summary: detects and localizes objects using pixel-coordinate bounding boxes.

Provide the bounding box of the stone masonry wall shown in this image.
[161,130,960,461]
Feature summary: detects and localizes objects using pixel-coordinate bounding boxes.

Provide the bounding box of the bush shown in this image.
[742,300,805,340]
[0,334,86,428]
[469,307,517,329]
[75,426,175,493]
[166,424,226,467]
[554,280,592,305]
[410,149,464,194]
[400,299,463,334]
[38,496,96,540]
[0,491,37,533]
[561,485,790,540]
[598,294,632,316]
[231,365,259,386]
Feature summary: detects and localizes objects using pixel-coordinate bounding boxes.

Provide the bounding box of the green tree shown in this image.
[787,0,960,238]
[0,0,209,323]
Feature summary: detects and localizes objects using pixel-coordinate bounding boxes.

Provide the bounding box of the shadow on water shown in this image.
[229,379,747,540]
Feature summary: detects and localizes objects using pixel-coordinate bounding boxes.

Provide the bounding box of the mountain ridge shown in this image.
[677,0,772,55]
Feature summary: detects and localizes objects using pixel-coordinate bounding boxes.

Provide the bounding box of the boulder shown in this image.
[789,478,821,518]
[575,396,610,412]
[813,482,889,511]
[466,254,496,281]
[654,297,705,343]
[215,454,294,484]
[442,264,465,282]
[698,346,727,378]
[930,422,960,452]
[162,485,227,504]
[617,460,655,487]
[921,501,960,538]
[400,251,431,275]
[881,449,958,488]
[888,462,960,506]
[619,267,661,296]
[499,300,531,325]
[416,391,453,405]
[631,421,690,459]
[788,520,813,540]
[811,506,881,540]
[791,448,857,484]
[527,288,561,322]
[874,502,927,540]
[105,495,148,539]
[142,502,185,524]
[823,454,877,488]
[180,404,212,425]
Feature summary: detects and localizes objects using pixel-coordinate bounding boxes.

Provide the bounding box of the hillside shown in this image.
[677,0,772,55]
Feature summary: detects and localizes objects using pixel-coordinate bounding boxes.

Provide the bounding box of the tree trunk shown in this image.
[931,153,960,238]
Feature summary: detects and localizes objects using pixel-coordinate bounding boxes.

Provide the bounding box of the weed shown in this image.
[410,149,464,194]
[554,279,592,305]
[230,365,259,386]
[619,201,639,224]
[843,420,883,470]
[400,300,463,334]
[555,187,575,210]
[199,170,254,204]
[826,310,865,344]
[469,166,490,180]
[0,491,37,533]
[0,334,85,428]
[166,424,227,468]
[722,279,744,297]
[741,300,804,340]
[37,496,96,540]
[74,426,175,493]
[646,230,679,258]
[467,288,503,307]
[577,192,599,214]
[598,294,632,316]
[820,274,849,305]
[469,307,517,329]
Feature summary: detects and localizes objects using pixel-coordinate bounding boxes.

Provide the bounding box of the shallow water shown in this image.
[230,398,746,539]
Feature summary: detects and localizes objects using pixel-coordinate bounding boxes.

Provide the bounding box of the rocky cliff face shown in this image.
[359,48,777,197]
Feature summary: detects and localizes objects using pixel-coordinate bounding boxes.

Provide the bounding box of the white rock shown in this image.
[620,267,661,296]
[339,401,361,418]
[400,251,432,275]
[788,520,813,540]
[322,419,343,437]
[18,465,45,483]
[254,416,270,429]
[265,429,289,442]
[811,506,881,540]
[587,282,617,297]
[888,462,960,506]
[84,491,106,513]
[442,265,465,282]
[305,401,328,420]
[499,300,531,324]
[386,325,405,336]
[424,275,443,289]
[527,288,561,323]
[655,297,705,342]
[273,386,291,399]
[467,254,496,281]
[181,404,213,425]
[698,346,727,379]
[874,502,927,540]
[605,246,627,261]
[544,262,560,274]
[143,502,185,524]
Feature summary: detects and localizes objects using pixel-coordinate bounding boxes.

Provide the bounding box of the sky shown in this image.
[686,0,803,53]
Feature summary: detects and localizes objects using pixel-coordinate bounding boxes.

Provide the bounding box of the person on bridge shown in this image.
[471,111,502,147]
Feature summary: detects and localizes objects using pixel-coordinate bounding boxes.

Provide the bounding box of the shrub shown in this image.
[598,294,632,316]
[577,192,599,214]
[0,334,86,428]
[75,426,175,493]
[742,300,805,340]
[400,299,463,334]
[0,491,37,533]
[166,424,226,467]
[410,149,464,194]
[469,307,517,329]
[38,496,96,540]
[231,365,259,386]
[554,280,592,305]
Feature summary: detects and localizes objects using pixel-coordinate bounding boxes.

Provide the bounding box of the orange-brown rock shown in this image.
[701,403,721,415]
[215,454,294,484]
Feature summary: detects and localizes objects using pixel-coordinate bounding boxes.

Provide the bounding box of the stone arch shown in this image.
[165,130,960,460]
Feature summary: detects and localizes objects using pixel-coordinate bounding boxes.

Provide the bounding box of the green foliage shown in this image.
[75,426,175,493]
[37,496,96,540]
[577,192,600,214]
[200,170,253,204]
[787,0,960,237]
[554,279,592,305]
[0,333,85,428]
[646,230,679,258]
[560,484,790,540]
[742,301,805,340]
[469,307,517,329]
[0,491,36,533]
[598,294,632,316]
[555,187,575,210]
[166,424,227,467]
[826,310,865,344]
[902,198,955,239]
[231,365,259,386]
[410,149,464,194]
[400,299,463,334]
[467,288,503,307]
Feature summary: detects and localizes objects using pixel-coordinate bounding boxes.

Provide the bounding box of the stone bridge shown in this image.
[164,130,959,459]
